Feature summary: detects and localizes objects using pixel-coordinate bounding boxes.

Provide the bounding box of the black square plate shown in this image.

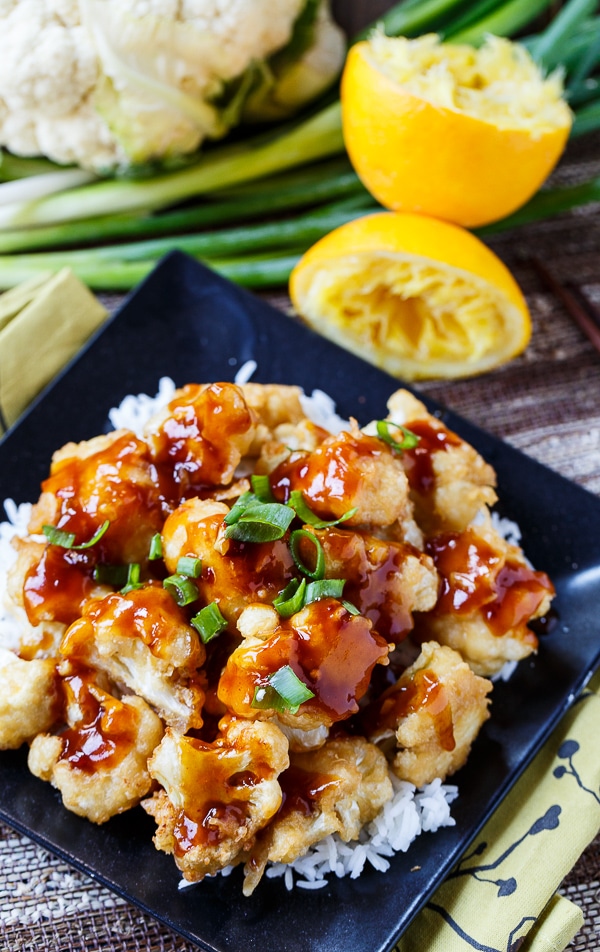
[1,252,599,952]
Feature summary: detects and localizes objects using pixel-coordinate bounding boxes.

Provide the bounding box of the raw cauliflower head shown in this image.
[0,0,345,171]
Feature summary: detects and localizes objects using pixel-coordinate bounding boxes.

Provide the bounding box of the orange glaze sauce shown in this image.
[269,430,388,517]
[317,526,417,642]
[202,536,296,608]
[426,529,554,638]
[400,419,462,494]
[278,764,339,819]
[149,383,254,498]
[361,668,455,751]
[171,736,264,855]
[61,582,205,667]
[23,545,97,626]
[58,665,139,773]
[218,599,389,722]
[40,431,165,563]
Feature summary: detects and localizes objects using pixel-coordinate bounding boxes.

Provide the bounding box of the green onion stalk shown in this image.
[0,0,599,291]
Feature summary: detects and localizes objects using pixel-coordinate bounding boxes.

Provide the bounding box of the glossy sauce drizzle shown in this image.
[426,529,554,636]
[149,383,254,497]
[171,735,262,856]
[362,668,455,751]
[23,546,97,626]
[58,666,139,773]
[218,599,389,722]
[278,765,339,819]
[318,526,419,642]
[401,419,462,494]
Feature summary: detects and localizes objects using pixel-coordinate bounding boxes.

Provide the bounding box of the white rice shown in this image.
[0,372,462,893]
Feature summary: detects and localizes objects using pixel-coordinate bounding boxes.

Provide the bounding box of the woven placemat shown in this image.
[1,132,599,951]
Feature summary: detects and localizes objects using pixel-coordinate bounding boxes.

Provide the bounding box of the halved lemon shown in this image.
[341,34,572,227]
[289,211,531,380]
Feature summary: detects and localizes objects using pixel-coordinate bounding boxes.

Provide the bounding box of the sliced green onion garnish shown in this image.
[225,502,295,543]
[42,519,110,550]
[251,474,275,503]
[223,491,257,526]
[289,528,325,580]
[341,599,361,615]
[305,578,345,604]
[273,577,307,618]
[163,573,199,606]
[120,562,144,595]
[251,664,315,715]
[287,489,357,528]
[376,420,419,452]
[176,556,202,578]
[93,563,130,587]
[191,602,228,644]
[148,533,163,560]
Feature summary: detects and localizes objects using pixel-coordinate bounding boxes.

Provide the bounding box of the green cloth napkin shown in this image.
[0,268,108,434]
[396,668,600,952]
[0,272,597,952]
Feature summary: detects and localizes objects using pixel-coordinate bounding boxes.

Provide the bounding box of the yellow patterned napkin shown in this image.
[0,268,108,434]
[396,668,600,952]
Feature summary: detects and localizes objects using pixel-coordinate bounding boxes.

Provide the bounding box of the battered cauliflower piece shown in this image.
[315,525,439,642]
[415,516,555,676]
[28,664,164,824]
[7,535,111,648]
[60,583,206,732]
[381,389,497,534]
[268,422,414,530]
[144,718,289,881]
[144,382,257,498]
[218,600,390,732]
[362,641,492,787]
[242,736,393,895]
[161,496,296,625]
[28,429,166,566]
[0,649,61,749]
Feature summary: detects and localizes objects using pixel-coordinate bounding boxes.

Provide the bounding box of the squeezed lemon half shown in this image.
[289,211,531,381]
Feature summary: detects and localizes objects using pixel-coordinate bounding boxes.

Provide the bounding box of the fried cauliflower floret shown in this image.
[218,600,390,732]
[144,382,257,497]
[28,429,166,565]
[315,525,439,642]
[362,642,491,787]
[143,718,289,882]
[242,736,392,895]
[0,649,61,749]
[381,389,497,534]
[60,583,206,732]
[6,535,111,650]
[161,496,295,626]
[262,422,416,536]
[28,665,163,824]
[415,516,555,676]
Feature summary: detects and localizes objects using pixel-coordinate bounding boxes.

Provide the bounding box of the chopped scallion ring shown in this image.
[273,578,307,618]
[93,563,130,587]
[120,563,144,595]
[288,490,357,529]
[251,664,315,715]
[305,578,345,604]
[376,420,419,452]
[250,474,275,503]
[289,528,325,580]
[191,602,228,644]
[163,573,199,607]
[176,556,202,578]
[148,533,163,560]
[42,519,110,550]
[223,491,257,526]
[225,502,295,543]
